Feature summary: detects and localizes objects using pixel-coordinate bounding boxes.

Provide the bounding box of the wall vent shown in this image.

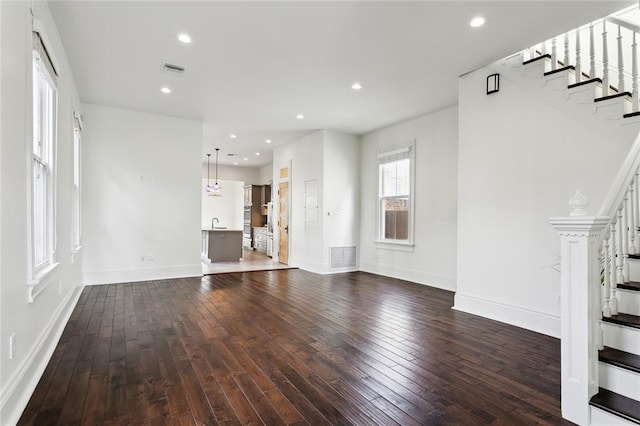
[330,246,357,270]
[162,63,185,74]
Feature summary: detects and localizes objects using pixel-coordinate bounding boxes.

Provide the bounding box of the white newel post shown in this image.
[549,191,608,425]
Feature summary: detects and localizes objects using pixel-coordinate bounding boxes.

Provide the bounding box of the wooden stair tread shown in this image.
[603,313,640,330]
[543,65,575,76]
[590,388,640,424]
[522,54,551,66]
[594,92,632,103]
[627,254,640,259]
[567,77,602,89]
[624,111,640,119]
[620,281,640,292]
[600,346,640,374]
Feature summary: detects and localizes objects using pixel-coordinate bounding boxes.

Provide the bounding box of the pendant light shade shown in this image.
[205,153,212,193]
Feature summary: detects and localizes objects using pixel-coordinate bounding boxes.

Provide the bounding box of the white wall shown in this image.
[323,131,360,269]
[201,163,260,184]
[359,107,459,290]
[201,179,243,230]
[455,67,635,337]
[82,104,203,285]
[0,2,84,423]
[259,164,273,185]
[273,130,360,274]
[274,131,325,272]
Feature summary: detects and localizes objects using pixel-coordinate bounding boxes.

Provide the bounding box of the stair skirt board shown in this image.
[602,322,640,355]
[590,405,640,426]
[599,363,640,401]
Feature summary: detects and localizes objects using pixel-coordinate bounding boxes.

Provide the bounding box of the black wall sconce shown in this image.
[487,73,500,95]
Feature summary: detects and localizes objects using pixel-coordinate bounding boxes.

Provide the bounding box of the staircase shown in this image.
[500,7,640,426]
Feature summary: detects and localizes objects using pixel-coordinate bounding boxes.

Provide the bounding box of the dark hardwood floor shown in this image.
[18,270,572,425]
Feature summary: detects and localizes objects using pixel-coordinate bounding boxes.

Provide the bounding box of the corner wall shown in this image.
[82,104,203,285]
[455,67,635,337]
[359,106,459,290]
[0,2,84,423]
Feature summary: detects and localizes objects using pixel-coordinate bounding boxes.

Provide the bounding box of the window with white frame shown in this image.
[377,144,414,244]
[31,31,58,277]
[72,118,82,251]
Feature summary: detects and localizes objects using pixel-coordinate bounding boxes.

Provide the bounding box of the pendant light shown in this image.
[212,148,222,196]
[205,153,212,193]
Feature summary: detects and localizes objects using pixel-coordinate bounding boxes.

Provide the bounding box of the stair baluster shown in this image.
[551,37,557,71]
[575,27,582,84]
[623,196,630,281]
[629,180,636,254]
[590,23,596,79]
[603,236,612,317]
[617,25,625,92]
[635,173,640,252]
[610,220,618,317]
[603,21,610,96]
[633,32,638,112]
[564,33,570,69]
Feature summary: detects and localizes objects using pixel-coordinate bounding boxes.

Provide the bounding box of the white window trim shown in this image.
[71,113,82,255]
[375,141,415,250]
[27,22,59,302]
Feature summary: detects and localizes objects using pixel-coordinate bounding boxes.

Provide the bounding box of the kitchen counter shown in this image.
[201,229,242,262]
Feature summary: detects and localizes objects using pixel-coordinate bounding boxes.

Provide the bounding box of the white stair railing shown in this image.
[527,14,640,114]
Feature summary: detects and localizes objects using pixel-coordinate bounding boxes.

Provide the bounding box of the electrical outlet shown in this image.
[554,293,561,304]
[141,253,154,262]
[9,333,16,360]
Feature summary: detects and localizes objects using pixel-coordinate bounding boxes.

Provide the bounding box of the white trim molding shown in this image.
[83,264,202,286]
[453,292,561,338]
[359,260,456,292]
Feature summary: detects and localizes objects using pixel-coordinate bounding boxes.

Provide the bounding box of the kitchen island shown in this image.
[201,228,243,263]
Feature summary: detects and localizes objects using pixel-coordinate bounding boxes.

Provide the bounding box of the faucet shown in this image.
[212,217,219,228]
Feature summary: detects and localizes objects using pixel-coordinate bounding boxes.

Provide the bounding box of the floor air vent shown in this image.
[330,246,357,270]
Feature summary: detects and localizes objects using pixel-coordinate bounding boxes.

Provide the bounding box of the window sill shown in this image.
[28,262,59,303]
[374,240,415,252]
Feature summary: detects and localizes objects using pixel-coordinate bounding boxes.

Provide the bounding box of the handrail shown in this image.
[597,130,640,218]
[605,16,640,34]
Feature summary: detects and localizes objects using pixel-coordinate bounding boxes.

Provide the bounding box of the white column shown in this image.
[633,33,639,112]
[552,37,558,71]
[549,191,608,426]
[564,33,570,67]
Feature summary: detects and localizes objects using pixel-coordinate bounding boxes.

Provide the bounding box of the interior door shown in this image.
[278,181,289,264]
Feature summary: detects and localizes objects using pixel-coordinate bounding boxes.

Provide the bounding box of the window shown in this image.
[377,144,414,245]
[30,31,58,282]
[71,117,82,252]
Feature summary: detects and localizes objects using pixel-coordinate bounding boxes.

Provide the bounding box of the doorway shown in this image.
[278,166,290,264]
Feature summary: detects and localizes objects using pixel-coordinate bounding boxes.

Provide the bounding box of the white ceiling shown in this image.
[49,1,632,167]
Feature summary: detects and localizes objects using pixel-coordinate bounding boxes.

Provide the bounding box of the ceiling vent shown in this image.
[162,63,185,74]
[226,153,237,157]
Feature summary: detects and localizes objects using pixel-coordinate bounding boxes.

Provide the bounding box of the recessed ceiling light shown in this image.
[265,139,271,144]
[160,87,171,94]
[470,16,486,27]
[177,33,192,44]
[351,82,363,90]
[255,152,261,156]
[243,157,248,161]
[233,162,238,165]
[296,114,304,119]
[229,134,237,139]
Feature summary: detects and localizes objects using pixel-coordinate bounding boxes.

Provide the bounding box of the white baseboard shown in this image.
[0,284,83,425]
[453,293,560,338]
[359,261,456,291]
[83,264,202,285]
